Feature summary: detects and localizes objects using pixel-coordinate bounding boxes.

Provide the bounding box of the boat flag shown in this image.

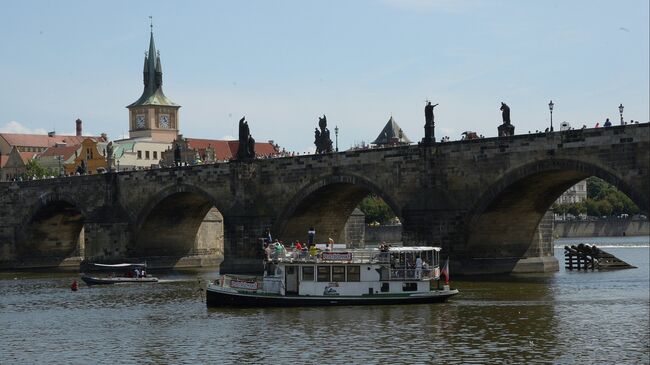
[441,257,450,284]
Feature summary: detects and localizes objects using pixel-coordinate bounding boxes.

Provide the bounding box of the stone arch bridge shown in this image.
[0,124,647,274]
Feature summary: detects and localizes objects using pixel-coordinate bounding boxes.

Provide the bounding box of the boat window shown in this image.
[302,266,314,281]
[347,266,360,282]
[402,282,418,292]
[332,266,345,282]
[317,266,331,282]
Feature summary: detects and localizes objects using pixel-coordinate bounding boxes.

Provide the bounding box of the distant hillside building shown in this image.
[555,180,588,204]
[371,116,411,147]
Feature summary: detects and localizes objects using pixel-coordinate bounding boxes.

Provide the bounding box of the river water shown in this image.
[1,237,648,364]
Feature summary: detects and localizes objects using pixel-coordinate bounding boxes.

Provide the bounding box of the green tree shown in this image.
[552,202,569,216]
[582,177,639,217]
[358,194,396,224]
[23,159,54,179]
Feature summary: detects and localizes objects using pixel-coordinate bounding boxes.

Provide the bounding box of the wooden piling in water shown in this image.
[564,244,635,271]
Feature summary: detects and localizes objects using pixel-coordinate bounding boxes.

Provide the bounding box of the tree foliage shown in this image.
[358,194,396,224]
[23,159,55,179]
[553,177,639,217]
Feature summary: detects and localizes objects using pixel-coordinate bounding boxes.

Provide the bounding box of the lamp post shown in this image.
[618,103,624,125]
[334,125,339,152]
[548,100,554,132]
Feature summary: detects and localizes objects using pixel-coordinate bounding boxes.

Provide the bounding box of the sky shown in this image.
[1,0,648,152]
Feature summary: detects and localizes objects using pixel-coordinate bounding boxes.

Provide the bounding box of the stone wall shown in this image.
[365,225,403,246]
[554,218,649,238]
[342,208,365,248]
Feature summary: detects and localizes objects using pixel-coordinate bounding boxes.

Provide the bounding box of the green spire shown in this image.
[128,28,178,108]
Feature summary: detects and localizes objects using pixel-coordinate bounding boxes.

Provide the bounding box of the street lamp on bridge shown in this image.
[618,103,624,125]
[335,125,339,152]
[548,100,554,132]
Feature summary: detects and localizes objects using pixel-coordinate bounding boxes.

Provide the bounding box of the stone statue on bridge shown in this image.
[237,117,256,160]
[422,101,439,144]
[314,115,333,154]
[498,102,515,137]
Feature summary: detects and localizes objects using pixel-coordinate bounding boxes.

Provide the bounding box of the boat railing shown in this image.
[217,274,284,294]
[379,267,439,281]
[273,248,393,264]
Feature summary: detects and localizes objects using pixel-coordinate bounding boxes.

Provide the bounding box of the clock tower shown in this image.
[127,28,180,142]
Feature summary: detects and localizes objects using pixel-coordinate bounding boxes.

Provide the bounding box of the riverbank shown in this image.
[553,218,649,238]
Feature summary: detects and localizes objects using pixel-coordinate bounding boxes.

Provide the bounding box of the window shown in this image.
[317,266,331,282]
[402,282,418,292]
[347,266,360,282]
[302,266,314,281]
[153,151,157,160]
[86,148,93,160]
[332,266,345,282]
[137,150,142,159]
[145,151,150,159]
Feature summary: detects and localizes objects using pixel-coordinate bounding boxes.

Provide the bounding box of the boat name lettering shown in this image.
[322,252,352,261]
[230,279,258,290]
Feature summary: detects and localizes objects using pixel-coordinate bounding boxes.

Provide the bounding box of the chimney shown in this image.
[76,119,82,136]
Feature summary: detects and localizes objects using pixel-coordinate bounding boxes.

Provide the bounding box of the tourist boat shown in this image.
[206,246,458,307]
[81,263,158,285]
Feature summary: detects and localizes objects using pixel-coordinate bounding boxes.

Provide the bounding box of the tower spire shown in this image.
[127,21,178,108]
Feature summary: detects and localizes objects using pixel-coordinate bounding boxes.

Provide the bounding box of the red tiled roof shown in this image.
[19,151,38,163]
[38,145,80,160]
[186,139,234,160]
[0,133,104,148]
[185,138,278,160]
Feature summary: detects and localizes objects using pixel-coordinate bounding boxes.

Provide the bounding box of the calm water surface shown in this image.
[1,237,648,364]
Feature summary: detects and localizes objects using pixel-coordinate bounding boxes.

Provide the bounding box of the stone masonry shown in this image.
[0,124,648,274]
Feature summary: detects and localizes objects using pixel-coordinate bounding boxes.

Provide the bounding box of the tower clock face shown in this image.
[135,114,146,129]
[159,114,170,129]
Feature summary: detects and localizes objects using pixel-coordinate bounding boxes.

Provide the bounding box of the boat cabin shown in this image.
[225,247,442,297]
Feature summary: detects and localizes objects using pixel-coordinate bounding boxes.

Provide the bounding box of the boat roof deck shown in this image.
[274,246,440,264]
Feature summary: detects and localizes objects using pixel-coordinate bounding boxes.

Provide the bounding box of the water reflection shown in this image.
[1,246,648,364]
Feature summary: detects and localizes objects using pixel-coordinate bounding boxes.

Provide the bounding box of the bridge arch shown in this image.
[16,192,86,263]
[275,173,402,245]
[131,184,225,259]
[464,158,645,259]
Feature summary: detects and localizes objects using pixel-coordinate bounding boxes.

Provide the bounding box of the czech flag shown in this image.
[440,257,450,284]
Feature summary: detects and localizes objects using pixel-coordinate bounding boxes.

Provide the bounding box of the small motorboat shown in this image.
[81,263,158,286]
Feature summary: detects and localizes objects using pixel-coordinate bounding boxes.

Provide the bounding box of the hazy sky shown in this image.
[1,0,648,152]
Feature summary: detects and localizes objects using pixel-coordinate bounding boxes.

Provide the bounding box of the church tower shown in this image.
[127,27,180,142]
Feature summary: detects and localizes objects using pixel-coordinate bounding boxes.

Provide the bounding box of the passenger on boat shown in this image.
[415,255,423,279]
[327,237,334,251]
[274,240,285,258]
[309,244,318,258]
[294,241,302,251]
[307,227,316,245]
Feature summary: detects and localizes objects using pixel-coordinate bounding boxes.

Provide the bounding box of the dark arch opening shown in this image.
[18,200,85,264]
[465,160,647,264]
[132,192,224,264]
[277,181,401,247]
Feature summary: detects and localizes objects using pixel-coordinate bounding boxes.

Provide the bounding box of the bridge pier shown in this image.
[218,215,272,274]
[84,222,131,263]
